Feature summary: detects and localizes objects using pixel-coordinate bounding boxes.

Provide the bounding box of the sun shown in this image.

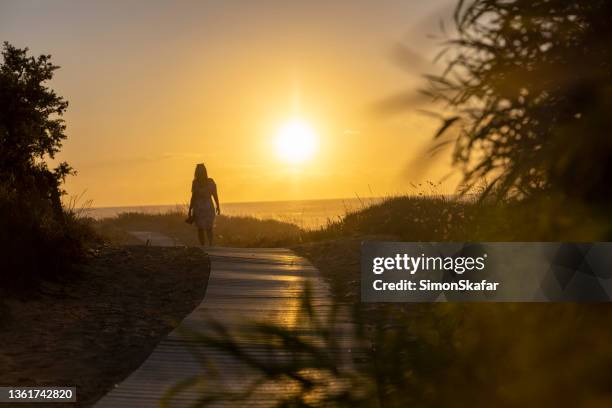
[274,118,318,164]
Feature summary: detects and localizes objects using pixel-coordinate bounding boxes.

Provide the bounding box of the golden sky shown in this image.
[1,0,459,206]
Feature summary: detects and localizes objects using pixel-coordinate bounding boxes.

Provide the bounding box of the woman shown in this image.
[188,163,220,246]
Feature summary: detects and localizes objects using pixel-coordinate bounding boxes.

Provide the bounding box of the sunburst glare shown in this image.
[274,119,318,164]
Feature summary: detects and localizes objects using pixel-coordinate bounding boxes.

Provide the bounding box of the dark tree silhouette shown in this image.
[0,42,87,287]
[428,0,612,202]
[0,41,72,217]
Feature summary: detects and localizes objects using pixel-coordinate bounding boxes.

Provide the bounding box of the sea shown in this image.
[85,197,383,230]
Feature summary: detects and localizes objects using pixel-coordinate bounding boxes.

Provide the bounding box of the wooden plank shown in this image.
[94,235,348,407]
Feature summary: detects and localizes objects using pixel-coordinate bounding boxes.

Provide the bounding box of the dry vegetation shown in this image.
[292,195,612,407]
[105,195,612,406]
[94,210,303,248]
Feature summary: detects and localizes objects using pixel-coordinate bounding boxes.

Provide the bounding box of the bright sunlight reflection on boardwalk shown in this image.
[95,232,353,407]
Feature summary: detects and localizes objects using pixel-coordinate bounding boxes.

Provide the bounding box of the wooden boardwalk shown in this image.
[95,233,350,407]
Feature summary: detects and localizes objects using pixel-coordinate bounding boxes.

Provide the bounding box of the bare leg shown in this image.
[197,228,205,246]
[206,227,214,246]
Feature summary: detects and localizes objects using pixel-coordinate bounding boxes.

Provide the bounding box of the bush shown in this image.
[0,182,95,289]
[0,42,94,289]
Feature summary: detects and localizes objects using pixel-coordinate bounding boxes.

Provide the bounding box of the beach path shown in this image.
[94,231,348,407]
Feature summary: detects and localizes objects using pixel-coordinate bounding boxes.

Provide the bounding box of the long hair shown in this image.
[194,163,208,186]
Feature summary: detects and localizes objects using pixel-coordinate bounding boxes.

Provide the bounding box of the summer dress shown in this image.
[192,178,217,229]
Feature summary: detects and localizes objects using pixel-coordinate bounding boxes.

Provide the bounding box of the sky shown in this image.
[0,0,458,206]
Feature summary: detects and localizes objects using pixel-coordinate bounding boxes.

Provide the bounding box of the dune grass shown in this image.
[94,210,303,248]
[0,184,97,290]
[290,193,610,304]
[305,193,612,242]
[92,193,612,304]
[92,195,612,406]
[94,193,612,248]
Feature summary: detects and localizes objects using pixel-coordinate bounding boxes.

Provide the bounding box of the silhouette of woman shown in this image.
[188,163,220,246]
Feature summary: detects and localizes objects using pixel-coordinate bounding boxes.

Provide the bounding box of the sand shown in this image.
[0,244,210,407]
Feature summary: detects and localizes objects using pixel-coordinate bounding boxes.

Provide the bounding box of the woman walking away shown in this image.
[187,163,220,246]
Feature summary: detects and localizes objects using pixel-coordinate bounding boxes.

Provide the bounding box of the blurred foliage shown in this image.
[426,0,612,202]
[162,284,375,407]
[164,283,612,407]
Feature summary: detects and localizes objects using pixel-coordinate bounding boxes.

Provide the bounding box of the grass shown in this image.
[100,194,612,406]
[294,193,612,300]
[93,193,612,248]
[293,194,612,406]
[0,184,97,291]
[94,210,303,247]
[305,193,612,242]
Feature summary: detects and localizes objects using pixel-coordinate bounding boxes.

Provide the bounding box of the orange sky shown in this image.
[1,0,459,206]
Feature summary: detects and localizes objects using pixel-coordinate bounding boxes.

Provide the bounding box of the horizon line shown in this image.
[86,195,387,210]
